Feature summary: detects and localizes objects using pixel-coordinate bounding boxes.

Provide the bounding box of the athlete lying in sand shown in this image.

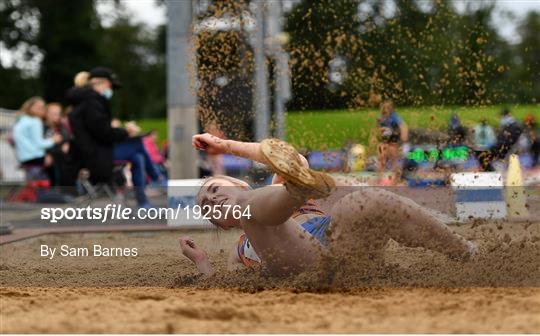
[179,133,477,277]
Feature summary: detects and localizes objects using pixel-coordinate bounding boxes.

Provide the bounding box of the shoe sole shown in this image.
[260,139,335,198]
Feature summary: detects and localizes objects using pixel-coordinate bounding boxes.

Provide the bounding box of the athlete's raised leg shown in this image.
[328,188,474,261]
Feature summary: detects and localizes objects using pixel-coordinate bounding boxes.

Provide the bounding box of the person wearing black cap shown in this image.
[67,67,161,208]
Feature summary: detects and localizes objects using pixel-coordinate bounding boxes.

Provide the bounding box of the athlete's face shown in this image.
[198,178,245,229]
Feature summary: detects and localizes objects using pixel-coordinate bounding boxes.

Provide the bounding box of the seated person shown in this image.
[44,103,72,186]
[12,96,62,179]
[142,129,168,179]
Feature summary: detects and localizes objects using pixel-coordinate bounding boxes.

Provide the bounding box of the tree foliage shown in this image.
[0,0,165,119]
[98,9,165,119]
[0,0,538,116]
[285,0,540,110]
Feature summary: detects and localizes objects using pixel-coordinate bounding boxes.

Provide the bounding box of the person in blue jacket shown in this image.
[13,96,63,169]
[377,100,408,185]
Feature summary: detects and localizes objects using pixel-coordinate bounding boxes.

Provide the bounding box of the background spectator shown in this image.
[44,103,72,186]
[523,113,539,167]
[143,129,168,179]
[447,113,468,146]
[68,67,129,184]
[68,67,161,208]
[478,108,523,171]
[377,99,408,185]
[12,97,62,171]
[473,118,496,151]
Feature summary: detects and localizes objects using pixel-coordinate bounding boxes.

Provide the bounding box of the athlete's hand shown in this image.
[179,236,208,264]
[192,133,228,155]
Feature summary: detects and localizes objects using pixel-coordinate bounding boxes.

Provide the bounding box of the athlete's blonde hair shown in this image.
[196,175,251,205]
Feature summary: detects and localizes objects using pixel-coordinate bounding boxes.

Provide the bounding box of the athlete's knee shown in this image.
[330,189,382,221]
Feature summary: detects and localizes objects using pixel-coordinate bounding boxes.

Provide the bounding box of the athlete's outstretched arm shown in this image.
[193,133,268,164]
[178,236,214,277]
[192,133,310,171]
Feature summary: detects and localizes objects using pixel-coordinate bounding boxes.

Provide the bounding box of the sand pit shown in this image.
[2,287,539,333]
[1,221,539,333]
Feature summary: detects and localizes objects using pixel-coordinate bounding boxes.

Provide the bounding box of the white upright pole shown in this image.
[166,0,198,179]
[253,0,270,141]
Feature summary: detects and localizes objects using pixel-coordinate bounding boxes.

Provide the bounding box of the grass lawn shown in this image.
[139,104,538,150]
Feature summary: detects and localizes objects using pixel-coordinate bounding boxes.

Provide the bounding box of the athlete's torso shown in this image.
[236,200,329,267]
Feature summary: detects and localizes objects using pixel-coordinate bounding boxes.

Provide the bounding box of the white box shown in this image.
[167,179,212,227]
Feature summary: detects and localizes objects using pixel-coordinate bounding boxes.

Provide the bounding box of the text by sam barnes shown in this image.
[41,244,138,259]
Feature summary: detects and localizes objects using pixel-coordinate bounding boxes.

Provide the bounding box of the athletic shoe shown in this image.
[260,138,335,199]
